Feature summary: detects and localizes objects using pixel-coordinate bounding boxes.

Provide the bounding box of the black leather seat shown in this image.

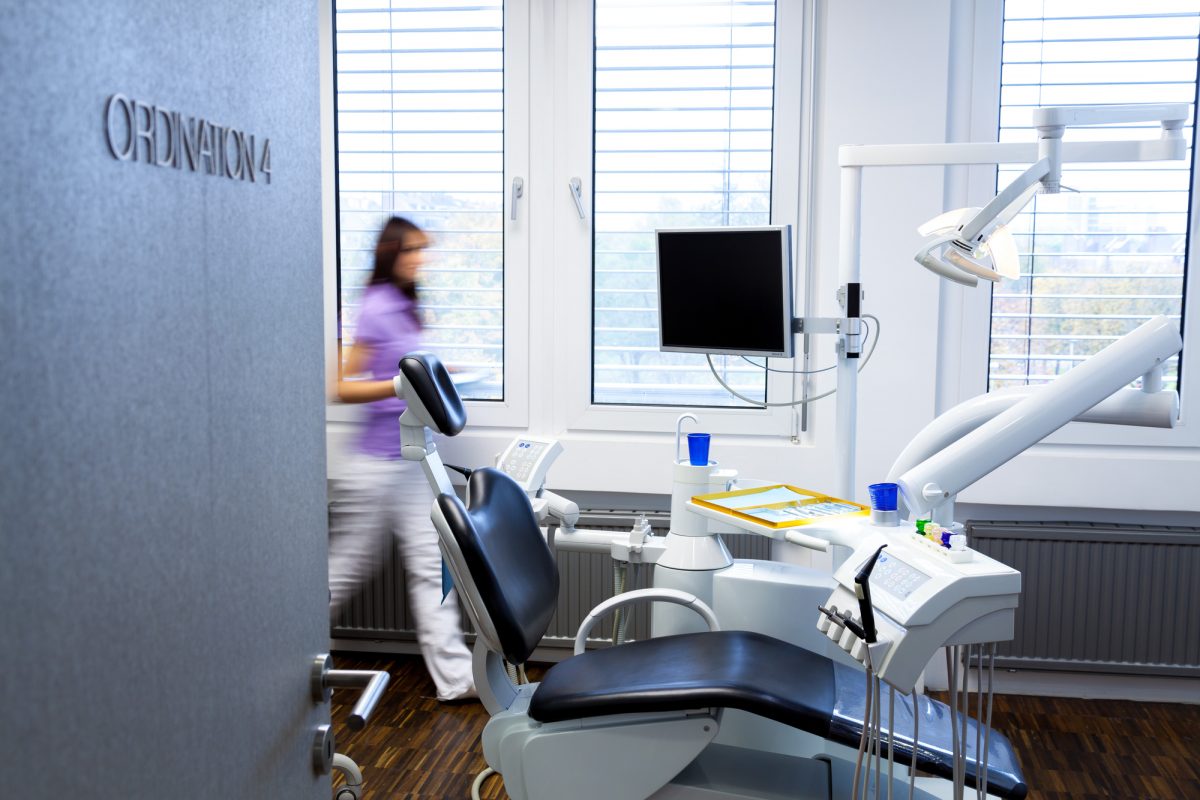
[438,468,1027,800]
[531,629,837,733]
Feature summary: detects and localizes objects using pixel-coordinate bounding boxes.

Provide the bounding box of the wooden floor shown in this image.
[331,653,1200,800]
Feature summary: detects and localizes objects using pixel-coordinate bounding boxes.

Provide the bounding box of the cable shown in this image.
[705,313,882,408]
[739,355,838,375]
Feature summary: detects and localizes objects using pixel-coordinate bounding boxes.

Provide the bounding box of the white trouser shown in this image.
[328,452,474,701]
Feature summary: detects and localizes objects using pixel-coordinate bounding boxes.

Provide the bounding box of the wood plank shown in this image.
[332,654,1199,799]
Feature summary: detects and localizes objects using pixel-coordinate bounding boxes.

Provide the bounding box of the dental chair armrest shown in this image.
[574,588,720,655]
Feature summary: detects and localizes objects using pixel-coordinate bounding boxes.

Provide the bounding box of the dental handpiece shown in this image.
[854,544,887,644]
[820,605,866,640]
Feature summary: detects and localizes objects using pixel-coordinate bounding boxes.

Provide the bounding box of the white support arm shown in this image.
[553,527,633,554]
[539,488,580,529]
[574,589,720,655]
[888,386,1178,483]
[896,316,1182,517]
[782,529,831,552]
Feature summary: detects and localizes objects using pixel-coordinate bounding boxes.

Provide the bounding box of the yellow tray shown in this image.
[691,484,869,529]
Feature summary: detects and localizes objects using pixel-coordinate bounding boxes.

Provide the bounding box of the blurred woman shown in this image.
[329,216,474,702]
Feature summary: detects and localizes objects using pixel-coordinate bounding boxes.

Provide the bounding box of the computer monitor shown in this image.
[656,225,794,358]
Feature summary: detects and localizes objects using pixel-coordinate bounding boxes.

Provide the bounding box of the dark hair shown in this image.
[369,216,425,306]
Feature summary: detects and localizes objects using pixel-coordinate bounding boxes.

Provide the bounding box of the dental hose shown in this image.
[878,676,888,800]
[946,648,959,799]
[979,642,996,800]
[910,689,919,800]
[612,561,628,645]
[852,654,873,800]
[975,644,983,800]
[470,768,498,800]
[887,686,895,800]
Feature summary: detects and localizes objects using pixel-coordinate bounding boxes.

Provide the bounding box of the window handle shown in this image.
[568,177,586,220]
[510,176,524,221]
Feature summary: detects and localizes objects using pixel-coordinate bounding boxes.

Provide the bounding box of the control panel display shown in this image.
[872,552,931,601]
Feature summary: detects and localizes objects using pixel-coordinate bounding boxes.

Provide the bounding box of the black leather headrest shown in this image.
[436,468,559,665]
[398,352,466,436]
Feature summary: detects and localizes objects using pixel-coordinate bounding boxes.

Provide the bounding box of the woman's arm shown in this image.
[336,340,399,404]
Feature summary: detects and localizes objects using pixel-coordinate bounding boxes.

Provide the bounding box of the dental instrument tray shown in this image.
[691,484,869,529]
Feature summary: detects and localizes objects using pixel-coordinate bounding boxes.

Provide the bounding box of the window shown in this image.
[334,0,506,400]
[991,0,1197,393]
[331,0,799,434]
[590,0,779,407]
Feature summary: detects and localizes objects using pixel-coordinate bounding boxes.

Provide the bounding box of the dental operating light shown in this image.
[912,104,1188,285]
[914,158,1046,284]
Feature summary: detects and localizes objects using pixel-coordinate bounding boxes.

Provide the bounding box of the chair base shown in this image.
[650,744,831,799]
[483,693,720,800]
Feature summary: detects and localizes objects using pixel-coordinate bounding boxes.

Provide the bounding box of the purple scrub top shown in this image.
[353,282,423,459]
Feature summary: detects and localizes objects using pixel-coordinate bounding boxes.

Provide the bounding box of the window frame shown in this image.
[944,0,1200,508]
[555,0,808,437]
[326,0,532,430]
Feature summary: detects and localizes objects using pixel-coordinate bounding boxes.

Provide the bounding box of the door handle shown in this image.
[311,654,391,731]
[511,176,524,221]
[568,177,586,219]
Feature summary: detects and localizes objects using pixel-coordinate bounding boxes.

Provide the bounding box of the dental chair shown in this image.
[395,352,1027,800]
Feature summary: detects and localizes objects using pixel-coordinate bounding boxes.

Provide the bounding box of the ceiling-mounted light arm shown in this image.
[1032,103,1189,132]
[959,157,1049,246]
[1033,103,1189,193]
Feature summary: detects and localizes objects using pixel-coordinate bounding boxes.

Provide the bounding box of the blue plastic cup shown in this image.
[687,433,711,466]
[868,482,899,512]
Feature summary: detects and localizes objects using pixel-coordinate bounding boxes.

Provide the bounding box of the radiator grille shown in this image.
[968,521,1200,677]
[332,514,772,650]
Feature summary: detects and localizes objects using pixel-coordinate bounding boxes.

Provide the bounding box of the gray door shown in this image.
[0,3,332,797]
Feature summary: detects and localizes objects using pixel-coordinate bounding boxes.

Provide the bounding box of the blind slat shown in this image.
[590,0,778,408]
[989,3,1195,393]
[334,1,506,400]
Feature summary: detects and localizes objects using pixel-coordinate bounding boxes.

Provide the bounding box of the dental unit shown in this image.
[380,104,1187,800]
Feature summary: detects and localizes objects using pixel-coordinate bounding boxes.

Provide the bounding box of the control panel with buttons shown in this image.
[496,437,564,493]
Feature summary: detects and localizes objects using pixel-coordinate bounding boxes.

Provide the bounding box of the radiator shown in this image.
[332,512,772,650]
[967,520,1200,677]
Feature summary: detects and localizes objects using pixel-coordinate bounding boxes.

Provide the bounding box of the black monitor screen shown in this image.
[656,226,793,357]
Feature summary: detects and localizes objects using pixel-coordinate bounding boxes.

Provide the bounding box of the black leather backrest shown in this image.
[435,468,560,665]
[398,352,466,436]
